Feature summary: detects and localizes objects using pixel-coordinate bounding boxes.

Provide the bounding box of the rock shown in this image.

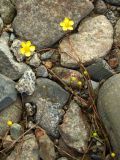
[36,65,48,77]
[0,99,22,136]
[86,59,114,82]
[104,0,120,6]
[0,0,16,24]
[10,123,23,140]
[60,15,113,68]
[35,128,56,160]
[29,53,41,67]
[0,32,10,44]
[41,50,60,63]
[41,50,54,60]
[59,100,90,153]
[58,138,79,158]
[3,135,13,148]
[105,10,117,25]
[10,33,16,42]
[16,69,36,95]
[0,17,4,33]
[13,0,94,49]
[10,39,24,62]
[97,73,120,155]
[114,19,120,47]
[57,157,68,160]
[0,39,29,80]
[0,74,17,111]
[6,134,39,160]
[24,78,69,137]
[91,80,100,95]
[94,0,107,14]
[52,67,84,88]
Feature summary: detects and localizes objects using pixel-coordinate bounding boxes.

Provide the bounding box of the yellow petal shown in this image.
[25,52,31,57]
[64,17,69,23]
[69,20,74,25]
[63,26,68,31]
[68,26,73,30]
[21,42,26,48]
[20,48,25,54]
[26,41,31,47]
[60,22,65,27]
[30,45,35,52]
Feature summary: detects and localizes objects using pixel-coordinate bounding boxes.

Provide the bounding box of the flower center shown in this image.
[65,21,70,28]
[24,46,30,53]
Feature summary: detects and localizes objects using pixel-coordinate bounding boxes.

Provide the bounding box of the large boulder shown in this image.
[59,15,113,68]
[13,0,94,49]
[97,73,120,158]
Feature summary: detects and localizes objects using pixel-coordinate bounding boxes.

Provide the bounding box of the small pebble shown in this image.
[36,65,48,77]
[10,123,23,140]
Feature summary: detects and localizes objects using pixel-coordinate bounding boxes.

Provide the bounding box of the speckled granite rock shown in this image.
[114,19,120,47]
[0,39,29,80]
[24,78,69,137]
[59,100,90,153]
[60,15,113,68]
[0,74,17,111]
[16,69,36,95]
[104,0,120,6]
[0,0,16,24]
[13,0,94,49]
[97,74,120,157]
[6,134,39,160]
[0,99,22,136]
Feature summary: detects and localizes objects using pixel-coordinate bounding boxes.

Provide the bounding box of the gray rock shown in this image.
[97,73,120,156]
[94,0,107,14]
[6,134,39,160]
[36,65,48,77]
[10,39,24,62]
[41,50,54,60]
[0,0,16,24]
[91,80,100,95]
[10,123,23,140]
[59,100,90,153]
[24,78,69,137]
[57,158,68,160]
[36,128,56,160]
[16,69,36,95]
[29,53,41,67]
[104,0,120,6]
[60,15,113,68]
[114,19,120,47]
[13,0,94,49]
[9,33,16,42]
[0,39,29,80]
[86,59,114,82]
[0,74,17,111]
[105,9,117,25]
[52,67,84,88]
[0,99,22,136]
[0,17,4,33]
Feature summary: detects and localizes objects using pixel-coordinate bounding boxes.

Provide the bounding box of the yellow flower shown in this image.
[77,81,82,86]
[7,120,13,127]
[60,17,74,31]
[20,41,36,57]
[111,152,116,158]
[92,131,98,137]
[83,70,88,76]
[70,76,77,82]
